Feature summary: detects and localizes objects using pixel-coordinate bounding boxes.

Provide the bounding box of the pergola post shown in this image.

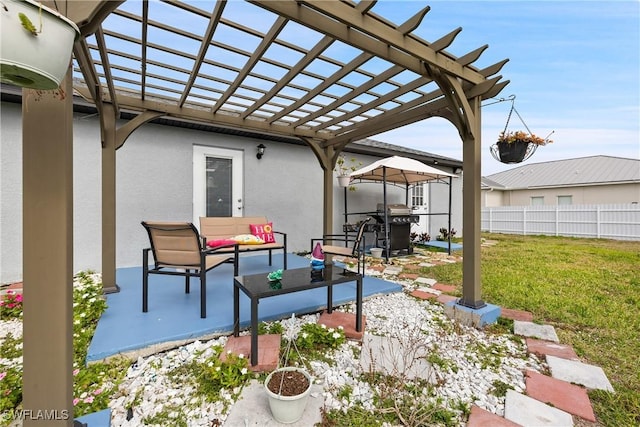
[100,105,119,293]
[22,71,74,425]
[458,96,485,309]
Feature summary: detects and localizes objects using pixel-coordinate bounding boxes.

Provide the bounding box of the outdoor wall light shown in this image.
[256,143,266,160]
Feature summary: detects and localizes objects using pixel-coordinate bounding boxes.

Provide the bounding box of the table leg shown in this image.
[327,284,333,313]
[251,297,258,366]
[233,283,239,337]
[356,276,363,332]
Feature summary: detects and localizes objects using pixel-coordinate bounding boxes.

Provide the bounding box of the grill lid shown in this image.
[376,203,412,215]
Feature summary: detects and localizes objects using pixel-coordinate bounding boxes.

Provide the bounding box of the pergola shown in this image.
[17,1,509,423]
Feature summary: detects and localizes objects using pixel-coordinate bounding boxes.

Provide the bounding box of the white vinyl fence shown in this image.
[481,204,640,241]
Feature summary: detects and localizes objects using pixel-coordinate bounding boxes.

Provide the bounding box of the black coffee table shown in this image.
[233,265,363,366]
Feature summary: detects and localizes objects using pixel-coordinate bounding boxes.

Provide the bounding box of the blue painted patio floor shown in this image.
[87,253,402,362]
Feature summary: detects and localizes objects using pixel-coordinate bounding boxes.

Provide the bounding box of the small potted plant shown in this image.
[334,154,362,188]
[1,0,80,90]
[264,315,313,424]
[492,130,553,164]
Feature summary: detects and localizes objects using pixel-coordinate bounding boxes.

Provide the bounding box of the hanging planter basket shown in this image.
[490,95,554,165]
[490,139,537,164]
[336,175,351,187]
[1,0,80,90]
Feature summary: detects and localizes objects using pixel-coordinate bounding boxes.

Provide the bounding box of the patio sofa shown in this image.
[199,216,287,269]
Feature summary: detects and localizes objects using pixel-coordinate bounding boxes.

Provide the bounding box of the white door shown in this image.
[411,183,429,237]
[193,146,243,225]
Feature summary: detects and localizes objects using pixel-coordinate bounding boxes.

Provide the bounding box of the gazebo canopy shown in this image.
[351,155,456,184]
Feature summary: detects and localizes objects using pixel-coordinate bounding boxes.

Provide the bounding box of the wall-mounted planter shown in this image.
[1,0,80,89]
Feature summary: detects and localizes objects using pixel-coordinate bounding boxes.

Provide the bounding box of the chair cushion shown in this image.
[207,239,238,248]
[232,234,265,245]
[249,222,276,243]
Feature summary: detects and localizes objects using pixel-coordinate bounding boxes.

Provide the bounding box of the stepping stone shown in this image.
[359,334,436,382]
[409,289,437,300]
[546,355,614,392]
[433,283,456,293]
[525,370,596,422]
[225,379,323,426]
[437,294,457,304]
[416,286,441,296]
[382,266,403,275]
[317,310,366,340]
[415,277,437,286]
[504,390,573,426]
[402,264,422,272]
[223,334,281,372]
[418,262,435,267]
[513,320,559,342]
[398,273,419,280]
[500,307,534,322]
[526,338,579,361]
[466,405,520,427]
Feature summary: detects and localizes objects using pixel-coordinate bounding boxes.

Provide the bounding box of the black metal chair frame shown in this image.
[141,221,239,318]
[310,217,372,276]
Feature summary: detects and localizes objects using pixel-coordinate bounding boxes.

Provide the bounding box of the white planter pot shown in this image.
[337,175,351,187]
[1,0,80,89]
[264,367,312,424]
[370,247,383,258]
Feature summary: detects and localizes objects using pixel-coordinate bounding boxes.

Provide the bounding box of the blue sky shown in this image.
[372,1,640,175]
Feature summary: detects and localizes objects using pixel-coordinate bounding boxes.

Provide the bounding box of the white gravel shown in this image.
[1,258,544,426]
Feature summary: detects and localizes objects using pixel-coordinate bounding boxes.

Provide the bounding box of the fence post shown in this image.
[555,205,559,236]
[597,205,601,238]
[523,207,527,236]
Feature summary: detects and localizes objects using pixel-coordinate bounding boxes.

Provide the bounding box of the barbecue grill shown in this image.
[371,203,419,255]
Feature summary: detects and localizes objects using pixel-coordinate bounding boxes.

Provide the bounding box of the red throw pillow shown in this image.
[249,222,275,243]
[207,239,237,248]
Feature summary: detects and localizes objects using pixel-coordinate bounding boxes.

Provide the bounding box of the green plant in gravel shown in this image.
[143,405,188,427]
[433,234,640,426]
[0,291,23,320]
[258,321,283,335]
[0,270,130,422]
[490,379,514,397]
[171,346,252,406]
[0,366,21,415]
[0,333,21,360]
[284,322,346,366]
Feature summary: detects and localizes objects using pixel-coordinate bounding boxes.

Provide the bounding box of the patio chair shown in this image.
[310,217,372,276]
[141,221,239,318]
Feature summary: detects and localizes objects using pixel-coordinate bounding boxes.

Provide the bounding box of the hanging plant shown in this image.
[489,96,554,164]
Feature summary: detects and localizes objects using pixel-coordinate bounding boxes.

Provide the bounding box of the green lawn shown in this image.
[425,233,640,426]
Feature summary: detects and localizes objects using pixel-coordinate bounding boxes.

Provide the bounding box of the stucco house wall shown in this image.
[1,100,462,284]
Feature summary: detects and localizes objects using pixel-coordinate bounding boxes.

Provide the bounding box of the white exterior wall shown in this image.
[1,101,462,283]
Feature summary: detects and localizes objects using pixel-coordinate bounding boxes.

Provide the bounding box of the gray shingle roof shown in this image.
[484,155,640,189]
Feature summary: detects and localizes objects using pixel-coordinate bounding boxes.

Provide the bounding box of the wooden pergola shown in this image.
[18,1,509,424]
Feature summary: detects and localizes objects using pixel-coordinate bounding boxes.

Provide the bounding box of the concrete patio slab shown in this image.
[513,320,559,342]
[224,379,323,426]
[546,355,614,392]
[359,333,436,382]
[504,390,573,426]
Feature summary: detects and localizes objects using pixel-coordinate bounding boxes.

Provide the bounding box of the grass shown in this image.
[424,233,640,426]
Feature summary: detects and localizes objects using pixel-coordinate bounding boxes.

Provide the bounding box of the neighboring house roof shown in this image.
[483,155,640,190]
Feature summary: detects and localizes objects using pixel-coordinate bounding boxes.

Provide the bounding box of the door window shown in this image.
[193,146,243,224]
